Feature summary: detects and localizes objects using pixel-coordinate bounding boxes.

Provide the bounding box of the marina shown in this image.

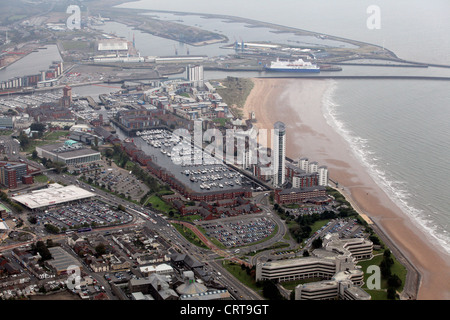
[136,128,256,193]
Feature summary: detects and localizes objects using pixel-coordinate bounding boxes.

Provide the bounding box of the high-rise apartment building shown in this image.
[186,65,204,88]
[273,121,286,187]
[318,166,329,187]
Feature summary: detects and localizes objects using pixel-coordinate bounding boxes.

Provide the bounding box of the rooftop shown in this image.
[11,183,96,209]
[37,143,100,158]
[46,246,82,272]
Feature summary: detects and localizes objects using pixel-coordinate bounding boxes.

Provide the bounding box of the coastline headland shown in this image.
[242,77,450,300]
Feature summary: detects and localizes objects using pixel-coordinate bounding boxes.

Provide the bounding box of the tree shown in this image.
[35,241,52,261]
[46,239,54,248]
[387,274,402,289]
[261,280,284,300]
[387,287,397,300]
[369,234,381,246]
[383,249,392,259]
[312,238,323,249]
[30,123,46,132]
[18,131,30,148]
[379,251,394,278]
[44,223,60,234]
[95,243,106,256]
[28,216,37,224]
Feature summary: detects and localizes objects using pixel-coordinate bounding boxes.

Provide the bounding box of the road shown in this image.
[0,164,283,300]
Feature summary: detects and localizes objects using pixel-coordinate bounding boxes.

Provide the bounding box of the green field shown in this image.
[222,260,261,294]
[0,203,11,213]
[173,223,208,249]
[357,253,407,300]
[215,77,254,117]
[145,195,173,213]
[23,130,69,153]
[33,174,49,183]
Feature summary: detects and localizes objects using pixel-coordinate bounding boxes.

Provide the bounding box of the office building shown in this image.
[256,232,372,282]
[0,163,28,189]
[295,277,371,300]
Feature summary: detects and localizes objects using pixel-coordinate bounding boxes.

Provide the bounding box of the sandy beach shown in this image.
[243,78,450,300]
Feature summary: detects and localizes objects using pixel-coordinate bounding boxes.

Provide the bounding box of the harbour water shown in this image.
[0,45,62,82]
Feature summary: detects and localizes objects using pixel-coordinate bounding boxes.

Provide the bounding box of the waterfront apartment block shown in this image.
[186,64,204,88]
[274,186,327,205]
[0,61,63,91]
[115,109,164,130]
[285,159,328,190]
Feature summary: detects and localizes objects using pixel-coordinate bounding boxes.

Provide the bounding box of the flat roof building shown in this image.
[295,278,371,300]
[36,142,101,165]
[11,183,96,210]
[323,233,373,261]
[256,257,337,283]
[46,246,83,275]
[97,39,128,51]
[0,162,28,189]
[256,232,373,300]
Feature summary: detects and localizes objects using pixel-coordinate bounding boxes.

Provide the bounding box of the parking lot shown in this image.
[200,216,276,248]
[32,200,133,232]
[303,218,367,247]
[82,166,149,202]
[329,218,365,239]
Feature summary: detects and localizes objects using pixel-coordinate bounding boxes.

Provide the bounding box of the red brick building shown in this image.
[274,186,328,205]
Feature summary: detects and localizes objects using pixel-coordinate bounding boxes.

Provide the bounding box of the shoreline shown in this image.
[243,78,450,300]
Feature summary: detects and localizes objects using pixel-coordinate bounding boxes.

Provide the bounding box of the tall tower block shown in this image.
[273,121,286,187]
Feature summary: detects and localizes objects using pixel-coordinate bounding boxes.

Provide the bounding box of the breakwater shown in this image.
[261,75,450,81]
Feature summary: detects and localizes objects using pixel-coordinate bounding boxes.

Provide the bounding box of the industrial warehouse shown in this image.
[35,141,101,165]
[11,183,96,210]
